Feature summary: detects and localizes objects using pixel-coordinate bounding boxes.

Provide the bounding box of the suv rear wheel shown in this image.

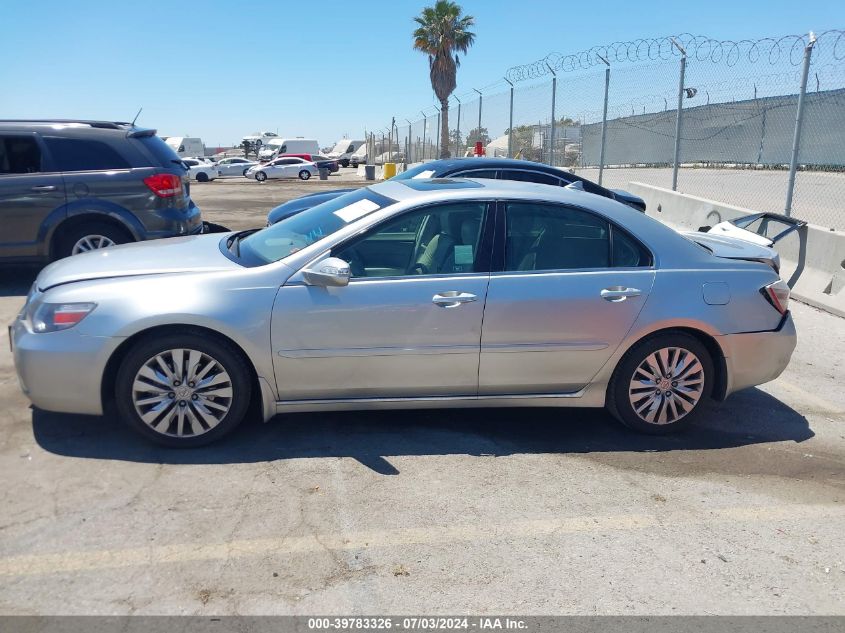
[56,222,131,259]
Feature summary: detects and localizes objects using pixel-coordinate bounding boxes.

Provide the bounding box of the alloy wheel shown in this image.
[71,234,116,255]
[131,348,234,438]
[628,346,704,425]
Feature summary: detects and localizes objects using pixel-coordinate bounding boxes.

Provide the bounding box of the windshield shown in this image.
[393,162,438,180]
[238,188,397,265]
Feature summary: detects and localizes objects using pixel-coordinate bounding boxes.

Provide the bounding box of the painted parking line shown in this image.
[1,504,842,577]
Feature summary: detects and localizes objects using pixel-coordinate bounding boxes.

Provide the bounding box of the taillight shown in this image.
[761,279,790,315]
[143,173,182,197]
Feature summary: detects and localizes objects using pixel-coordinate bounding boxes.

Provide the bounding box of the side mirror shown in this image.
[302,257,351,287]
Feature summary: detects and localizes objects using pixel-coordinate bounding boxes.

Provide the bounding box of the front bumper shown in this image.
[719,311,797,397]
[10,318,122,416]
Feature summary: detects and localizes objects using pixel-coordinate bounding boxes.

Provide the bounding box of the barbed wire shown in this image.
[505,30,845,83]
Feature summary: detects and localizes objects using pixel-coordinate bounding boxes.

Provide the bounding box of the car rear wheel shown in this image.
[242,168,250,176]
[255,171,267,182]
[299,170,311,180]
[196,172,209,183]
[56,222,131,259]
[607,332,713,434]
[115,333,252,447]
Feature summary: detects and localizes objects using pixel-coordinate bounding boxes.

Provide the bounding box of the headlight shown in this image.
[29,302,97,333]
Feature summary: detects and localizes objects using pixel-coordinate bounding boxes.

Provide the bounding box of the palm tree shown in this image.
[413,1,475,159]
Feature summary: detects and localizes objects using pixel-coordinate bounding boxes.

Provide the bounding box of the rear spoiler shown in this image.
[699,212,806,244]
[127,128,157,138]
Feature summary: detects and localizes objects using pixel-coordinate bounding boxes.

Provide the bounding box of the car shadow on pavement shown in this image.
[0,265,39,297]
[32,386,814,475]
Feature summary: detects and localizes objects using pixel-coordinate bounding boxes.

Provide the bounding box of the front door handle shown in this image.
[432,291,477,308]
[31,185,57,192]
[601,286,642,302]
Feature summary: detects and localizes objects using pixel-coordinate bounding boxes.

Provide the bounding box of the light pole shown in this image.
[597,53,610,185]
[473,88,482,154]
[504,77,514,159]
[453,94,462,158]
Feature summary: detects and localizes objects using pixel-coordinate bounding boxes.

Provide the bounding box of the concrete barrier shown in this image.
[626,182,845,318]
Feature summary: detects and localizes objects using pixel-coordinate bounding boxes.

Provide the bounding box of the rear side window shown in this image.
[612,227,653,267]
[0,136,42,174]
[135,135,182,168]
[506,202,609,271]
[44,137,130,171]
[500,169,560,186]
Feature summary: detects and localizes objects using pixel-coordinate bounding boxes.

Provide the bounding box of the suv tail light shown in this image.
[761,279,790,315]
[143,173,182,198]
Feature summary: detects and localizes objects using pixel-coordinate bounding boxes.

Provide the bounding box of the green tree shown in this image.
[465,126,490,148]
[413,1,475,159]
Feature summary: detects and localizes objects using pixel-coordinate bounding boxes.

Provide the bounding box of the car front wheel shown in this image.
[255,171,267,182]
[115,332,252,447]
[607,332,713,434]
[299,170,311,180]
[196,172,209,183]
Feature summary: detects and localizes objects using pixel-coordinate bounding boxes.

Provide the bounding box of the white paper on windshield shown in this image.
[412,170,436,179]
[334,199,381,223]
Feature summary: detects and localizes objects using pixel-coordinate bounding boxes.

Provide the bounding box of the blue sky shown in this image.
[1,0,841,149]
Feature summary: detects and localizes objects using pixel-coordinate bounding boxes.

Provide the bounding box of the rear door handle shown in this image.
[432,291,477,308]
[601,286,642,302]
[31,185,57,192]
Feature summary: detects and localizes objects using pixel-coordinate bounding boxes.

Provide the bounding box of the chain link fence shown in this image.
[373,30,845,229]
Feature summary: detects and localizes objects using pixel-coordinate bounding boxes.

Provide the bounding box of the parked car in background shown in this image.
[266,158,645,225]
[257,138,320,161]
[182,158,217,183]
[10,178,795,446]
[310,154,340,173]
[164,136,204,158]
[246,156,317,181]
[327,139,366,167]
[0,119,202,262]
[394,158,646,211]
[216,156,259,177]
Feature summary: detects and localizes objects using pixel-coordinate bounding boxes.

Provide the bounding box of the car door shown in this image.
[0,133,66,259]
[271,201,493,401]
[479,200,655,395]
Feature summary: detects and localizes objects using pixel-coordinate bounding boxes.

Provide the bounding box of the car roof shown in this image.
[415,157,572,175]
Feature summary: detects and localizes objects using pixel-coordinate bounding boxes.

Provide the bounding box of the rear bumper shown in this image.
[140,201,203,240]
[719,312,797,397]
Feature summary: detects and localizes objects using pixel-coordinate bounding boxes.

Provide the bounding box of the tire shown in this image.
[255,171,267,182]
[196,172,209,183]
[607,332,713,434]
[242,168,250,176]
[55,221,131,259]
[340,159,350,168]
[298,170,311,180]
[115,332,252,447]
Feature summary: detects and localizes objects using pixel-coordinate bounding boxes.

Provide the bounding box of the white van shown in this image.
[258,138,320,161]
[326,139,366,167]
[349,143,368,168]
[164,137,204,158]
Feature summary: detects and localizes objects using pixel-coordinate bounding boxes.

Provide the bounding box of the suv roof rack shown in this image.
[0,119,134,130]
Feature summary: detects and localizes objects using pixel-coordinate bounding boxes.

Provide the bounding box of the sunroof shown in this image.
[398,177,484,191]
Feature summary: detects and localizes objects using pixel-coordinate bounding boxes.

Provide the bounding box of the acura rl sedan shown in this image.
[11,178,796,447]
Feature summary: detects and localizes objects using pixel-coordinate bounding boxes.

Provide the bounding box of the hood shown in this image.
[682,231,780,271]
[37,234,240,291]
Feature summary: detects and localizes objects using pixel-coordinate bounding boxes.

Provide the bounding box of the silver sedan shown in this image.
[11,178,796,446]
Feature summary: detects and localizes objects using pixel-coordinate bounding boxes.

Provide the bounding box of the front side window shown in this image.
[0,136,42,174]
[44,137,130,171]
[334,202,486,278]
[505,202,609,271]
[238,188,397,265]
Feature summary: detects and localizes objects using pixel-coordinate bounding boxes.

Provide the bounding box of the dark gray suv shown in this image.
[0,120,202,262]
